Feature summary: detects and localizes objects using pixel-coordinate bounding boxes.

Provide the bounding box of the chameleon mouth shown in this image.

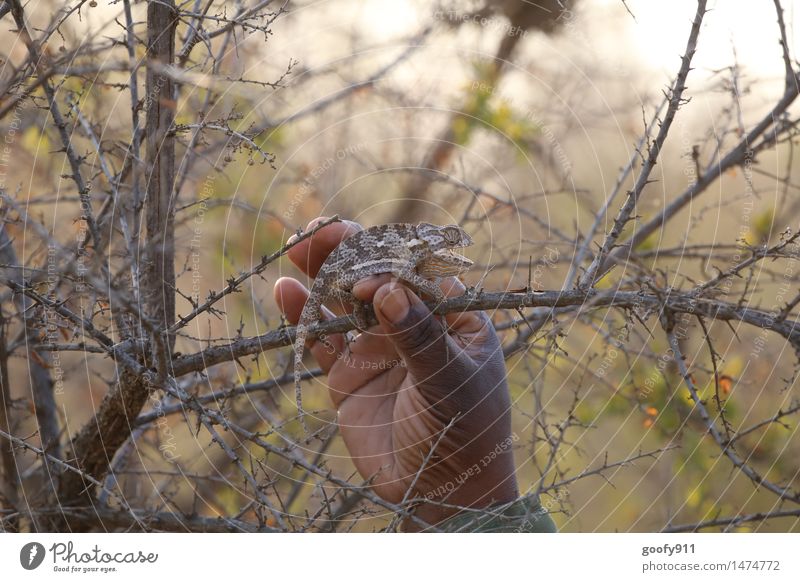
[424,248,474,277]
[446,248,473,265]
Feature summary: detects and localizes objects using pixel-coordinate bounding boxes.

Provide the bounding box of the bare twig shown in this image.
[0,314,19,531]
[580,0,707,288]
[664,508,800,532]
[168,215,341,333]
[7,0,102,249]
[541,445,678,492]
[665,323,800,504]
[172,288,800,377]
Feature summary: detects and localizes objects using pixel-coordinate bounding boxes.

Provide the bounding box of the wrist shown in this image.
[404,454,520,530]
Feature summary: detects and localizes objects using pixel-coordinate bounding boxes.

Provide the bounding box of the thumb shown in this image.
[373,282,452,375]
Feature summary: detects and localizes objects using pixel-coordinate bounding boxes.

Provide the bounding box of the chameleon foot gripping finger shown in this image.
[292,222,474,433]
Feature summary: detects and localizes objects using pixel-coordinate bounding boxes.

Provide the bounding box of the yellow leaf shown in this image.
[21,125,49,153]
[686,486,702,508]
[752,207,775,242]
[723,356,744,378]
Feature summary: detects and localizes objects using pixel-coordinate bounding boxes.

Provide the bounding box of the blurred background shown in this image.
[2,0,800,532]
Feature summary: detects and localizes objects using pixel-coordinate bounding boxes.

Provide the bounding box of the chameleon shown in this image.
[292,222,474,431]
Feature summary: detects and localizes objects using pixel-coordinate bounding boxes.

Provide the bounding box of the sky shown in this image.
[619,0,797,79]
[352,0,799,83]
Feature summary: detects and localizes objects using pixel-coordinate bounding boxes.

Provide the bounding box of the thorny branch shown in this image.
[0,0,799,533]
[579,0,707,288]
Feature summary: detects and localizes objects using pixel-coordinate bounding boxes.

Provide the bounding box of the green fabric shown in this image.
[437,496,558,533]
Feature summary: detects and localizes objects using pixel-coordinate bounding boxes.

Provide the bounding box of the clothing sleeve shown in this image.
[436,495,558,533]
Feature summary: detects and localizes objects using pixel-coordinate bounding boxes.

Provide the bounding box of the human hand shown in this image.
[274,218,519,527]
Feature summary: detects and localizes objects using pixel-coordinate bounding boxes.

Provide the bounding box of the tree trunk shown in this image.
[56,0,178,531]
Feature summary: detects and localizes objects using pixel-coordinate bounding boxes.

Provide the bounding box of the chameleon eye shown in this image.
[442,226,461,245]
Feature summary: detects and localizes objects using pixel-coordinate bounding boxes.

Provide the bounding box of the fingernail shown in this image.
[379,285,410,324]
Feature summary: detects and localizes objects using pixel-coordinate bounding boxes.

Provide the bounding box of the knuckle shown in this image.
[395,309,442,354]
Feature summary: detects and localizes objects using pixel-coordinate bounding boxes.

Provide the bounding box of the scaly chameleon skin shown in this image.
[293,222,474,432]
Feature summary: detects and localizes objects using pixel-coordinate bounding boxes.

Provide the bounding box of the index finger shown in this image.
[287,217,363,277]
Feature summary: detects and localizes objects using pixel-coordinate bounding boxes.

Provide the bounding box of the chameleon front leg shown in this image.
[394,269,446,303]
[328,287,370,329]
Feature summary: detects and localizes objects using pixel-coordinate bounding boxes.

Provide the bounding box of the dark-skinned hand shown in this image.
[273,217,519,528]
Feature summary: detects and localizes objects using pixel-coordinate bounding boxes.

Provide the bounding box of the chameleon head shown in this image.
[415,223,475,277]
